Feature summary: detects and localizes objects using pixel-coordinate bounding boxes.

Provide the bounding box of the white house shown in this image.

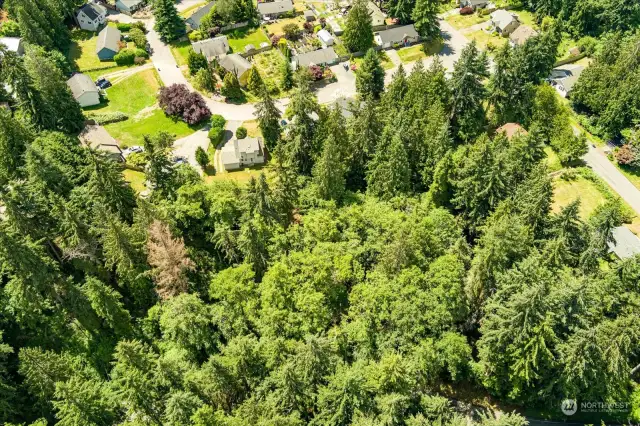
[0,37,24,56]
[76,3,107,31]
[221,137,265,170]
[116,0,145,15]
[67,73,100,107]
[317,29,334,46]
[367,1,386,26]
[490,10,519,35]
[374,24,419,48]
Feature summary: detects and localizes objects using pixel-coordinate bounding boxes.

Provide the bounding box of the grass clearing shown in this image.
[265,16,306,36]
[67,29,145,76]
[465,29,508,51]
[512,9,538,28]
[122,169,146,193]
[544,146,563,173]
[89,68,160,115]
[225,27,270,52]
[241,120,262,138]
[396,40,443,63]
[170,39,193,67]
[445,13,489,29]
[106,109,202,147]
[552,174,608,219]
[205,165,266,184]
[353,51,395,69]
[617,164,640,191]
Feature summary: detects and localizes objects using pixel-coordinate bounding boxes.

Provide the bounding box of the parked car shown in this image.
[96,77,112,89]
[121,146,144,157]
[173,156,188,165]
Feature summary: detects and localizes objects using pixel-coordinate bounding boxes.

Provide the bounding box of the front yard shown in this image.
[87,69,201,147]
[445,13,489,29]
[465,29,508,51]
[170,40,192,67]
[225,27,270,52]
[396,40,444,63]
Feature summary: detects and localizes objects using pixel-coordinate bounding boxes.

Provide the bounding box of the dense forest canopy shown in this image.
[0,0,639,425]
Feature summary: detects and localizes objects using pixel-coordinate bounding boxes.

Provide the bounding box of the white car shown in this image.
[122,146,144,157]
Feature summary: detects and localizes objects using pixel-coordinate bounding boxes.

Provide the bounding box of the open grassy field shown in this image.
[396,40,444,63]
[106,109,201,147]
[265,16,306,36]
[465,29,508,51]
[170,40,193,67]
[445,13,489,29]
[241,120,262,138]
[91,69,160,115]
[205,165,266,184]
[225,27,270,52]
[512,9,538,28]
[551,174,610,219]
[544,146,563,173]
[68,29,144,76]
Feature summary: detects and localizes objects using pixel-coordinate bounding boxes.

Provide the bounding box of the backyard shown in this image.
[87,69,201,147]
[252,49,291,96]
[67,29,144,78]
[446,12,489,30]
[225,27,270,52]
[265,16,306,36]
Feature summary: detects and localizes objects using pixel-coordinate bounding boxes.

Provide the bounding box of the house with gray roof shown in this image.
[367,1,386,26]
[76,2,107,31]
[550,64,585,98]
[116,0,145,15]
[219,54,252,85]
[192,36,230,60]
[96,26,121,60]
[374,24,419,48]
[257,0,294,19]
[80,125,124,162]
[68,73,100,107]
[490,9,519,35]
[186,2,215,30]
[608,226,640,259]
[292,47,338,69]
[221,137,265,170]
[509,24,538,46]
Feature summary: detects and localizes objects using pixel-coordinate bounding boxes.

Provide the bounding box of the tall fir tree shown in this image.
[255,88,281,151]
[313,133,346,201]
[153,0,186,41]
[366,132,411,200]
[343,0,373,52]
[412,0,439,39]
[356,48,385,100]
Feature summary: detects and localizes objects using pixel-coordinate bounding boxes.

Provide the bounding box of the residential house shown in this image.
[550,64,585,98]
[490,10,519,35]
[367,1,386,26]
[608,226,640,259]
[219,54,252,85]
[115,0,145,15]
[495,123,528,140]
[221,137,265,170]
[304,9,315,21]
[80,125,125,162]
[186,2,215,30]
[374,24,419,48]
[76,2,107,31]
[96,26,121,60]
[0,37,24,56]
[460,0,488,9]
[328,18,343,35]
[317,29,334,46]
[257,0,294,19]
[292,47,338,69]
[191,36,230,60]
[508,24,537,46]
[67,73,100,107]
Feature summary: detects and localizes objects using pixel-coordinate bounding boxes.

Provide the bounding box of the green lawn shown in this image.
[552,174,609,219]
[122,169,147,193]
[67,29,144,75]
[106,109,202,147]
[205,165,266,184]
[512,9,538,28]
[617,164,640,191]
[170,40,193,67]
[465,29,508,51]
[241,120,262,138]
[265,17,306,36]
[353,50,394,69]
[225,27,270,52]
[90,68,160,115]
[544,146,563,173]
[445,13,489,29]
[396,40,443,63]
[180,1,207,17]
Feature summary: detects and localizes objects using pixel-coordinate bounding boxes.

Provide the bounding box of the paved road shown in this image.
[584,144,640,215]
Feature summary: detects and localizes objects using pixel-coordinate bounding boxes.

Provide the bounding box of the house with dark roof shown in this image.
[292,47,338,69]
[96,26,121,60]
[186,2,215,30]
[257,0,294,19]
[80,125,124,162]
[192,36,230,60]
[461,0,488,9]
[116,0,145,15]
[219,54,252,85]
[76,2,107,31]
[68,73,100,107]
[608,226,640,259]
[374,24,419,48]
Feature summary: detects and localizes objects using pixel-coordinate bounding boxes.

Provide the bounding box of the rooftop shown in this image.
[78,3,106,20]
[509,24,538,46]
[221,137,263,166]
[374,24,419,44]
[192,36,230,59]
[67,73,99,100]
[257,0,294,15]
[219,54,251,77]
[609,226,640,259]
[186,2,215,28]
[490,9,517,30]
[0,37,22,54]
[293,47,338,67]
[96,26,121,53]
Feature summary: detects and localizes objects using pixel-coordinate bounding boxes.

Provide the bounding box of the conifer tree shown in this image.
[366,133,411,200]
[255,88,281,151]
[356,49,385,100]
[0,109,31,187]
[313,134,346,201]
[153,0,186,41]
[343,0,373,52]
[412,0,439,39]
[283,77,319,174]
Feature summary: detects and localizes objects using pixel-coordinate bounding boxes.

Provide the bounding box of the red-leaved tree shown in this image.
[158,84,211,125]
[309,65,323,81]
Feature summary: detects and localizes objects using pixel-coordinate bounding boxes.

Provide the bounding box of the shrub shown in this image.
[126,152,147,167]
[86,111,128,125]
[309,64,323,80]
[271,34,282,46]
[195,146,209,168]
[311,38,322,48]
[577,36,598,56]
[189,30,205,41]
[221,72,242,100]
[614,144,637,165]
[319,17,326,28]
[211,114,226,129]
[303,22,314,34]
[188,50,208,75]
[208,26,221,37]
[459,6,473,15]
[116,22,132,32]
[283,23,301,40]
[208,126,225,144]
[235,126,247,139]
[0,20,20,37]
[114,49,136,65]
[131,21,147,33]
[193,67,215,92]
[129,27,148,48]
[314,25,322,33]
[135,48,149,59]
[158,84,212,125]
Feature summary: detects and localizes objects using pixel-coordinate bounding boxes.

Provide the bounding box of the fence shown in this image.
[221,21,249,32]
[239,44,272,58]
[554,52,586,67]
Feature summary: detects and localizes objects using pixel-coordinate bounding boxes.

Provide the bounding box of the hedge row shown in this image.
[85,111,129,125]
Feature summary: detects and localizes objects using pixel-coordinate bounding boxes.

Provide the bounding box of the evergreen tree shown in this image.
[247,66,265,93]
[221,72,243,100]
[281,59,294,90]
[313,133,346,201]
[346,99,382,190]
[187,50,208,75]
[282,77,319,174]
[195,146,209,169]
[383,64,408,109]
[366,133,411,200]
[343,0,373,52]
[255,88,281,151]
[356,49,385,100]
[449,41,489,142]
[387,0,415,23]
[153,0,186,41]
[412,0,439,39]
[0,109,31,187]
